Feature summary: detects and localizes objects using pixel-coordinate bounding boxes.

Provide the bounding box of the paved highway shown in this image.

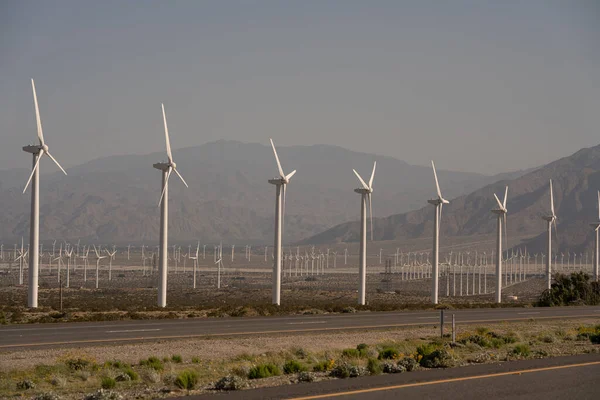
[186,353,600,399]
[0,306,599,350]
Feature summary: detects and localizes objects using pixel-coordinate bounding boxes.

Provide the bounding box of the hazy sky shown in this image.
[1,1,598,174]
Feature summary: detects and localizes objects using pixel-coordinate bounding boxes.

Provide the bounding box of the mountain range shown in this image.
[302,144,600,255]
[0,140,526,245]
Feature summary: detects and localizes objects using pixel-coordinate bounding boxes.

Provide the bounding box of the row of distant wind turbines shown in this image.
[18,79,600,309]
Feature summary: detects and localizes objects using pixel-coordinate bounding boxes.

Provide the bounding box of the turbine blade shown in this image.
[353,169,369,190]
[158,167,172,206]
[23,149,44,193]
[432,160,442,199]
[285,170,296,180]
[504,212,508,252]
[31,79,45,146]
[553,218,558,242]
[269,138,285,178]
[439,201,443,226]
[173,168,188,187]
[597,190,599,221]
[503,186,508,209]
[368,161,377,188]
[550,179,555,216]
[93,245,99,258]
[162,103,173,163]
[46,152,67,175]
[493,193,503,209]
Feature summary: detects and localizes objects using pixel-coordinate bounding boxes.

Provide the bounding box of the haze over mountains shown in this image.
[0,140,525,245]
[303,144,600,255]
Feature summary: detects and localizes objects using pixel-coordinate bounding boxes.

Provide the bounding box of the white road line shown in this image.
[106,329,162,333]
[517,312,540,315]
[287,321,328,325]
[417,317,439,319]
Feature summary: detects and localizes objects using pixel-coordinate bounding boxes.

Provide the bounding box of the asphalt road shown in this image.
[1,306,599,350]
[185,353,600,400]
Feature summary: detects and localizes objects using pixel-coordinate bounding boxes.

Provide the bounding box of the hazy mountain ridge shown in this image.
[301,144,600,254]
[0,140,522,245]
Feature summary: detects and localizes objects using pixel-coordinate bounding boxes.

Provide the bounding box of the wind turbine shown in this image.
[428,161,449,304]
[590,191,600,282]
[22,79,67,307]
[65,247,73,288]
[190,242,199,289]
[491,186,508,303]
[93,245,106,289]
[542,180,558,290]
[353,161,376,306]
[154,103,188,307]
[105,248,117,281]
[215,243,223,289]
[267,139,296,305]
[15,238,26,285]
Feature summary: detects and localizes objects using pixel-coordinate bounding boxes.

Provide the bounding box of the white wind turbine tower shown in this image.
[15,238,26,285]
[542,180,558,290]
[215,242,224,289]
[428,161,449,304]
[353,161,376,306]
[93,245,106,289]
[154,103,189,308]
[491,186,508,303]
[65,247,73,288]
[590,191,600,282]
[22,79,67,308]
[53,244,63,282]
[190,242,200,289]
[105,248,117,281]
[268,139,297,305]
[81,246,90,282]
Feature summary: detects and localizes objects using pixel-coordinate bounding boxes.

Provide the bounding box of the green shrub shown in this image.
[33,393,60,400]
[397,356,418,371]
[171,355,183,364]
[65,358,92,371]
[175,370,198,390]
[416,343,438,358]
[248,363,281,379]
[330,362,365,378]
[104,360,125,369]
[139,356,164,371]
[419,349,454,368]
[123,367,138,381]
[537,272,600,306]
[283,360,307,374]
[313,360,333,372]
[367,358,382,375]
[512,344,531,357]
[378,347,400,360]
[101,376,116,389]
[342,348,361,358]
[191,357,201,364]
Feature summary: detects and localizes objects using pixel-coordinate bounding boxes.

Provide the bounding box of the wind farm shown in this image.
[1,2,599,399]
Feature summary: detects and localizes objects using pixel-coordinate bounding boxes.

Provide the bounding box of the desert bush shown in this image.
[34,393,61,400]
[104,360,125,369]
[215,375,246,391]
[313,359,334,372]
[175,370,199,390]
[248,363,281,379]
[367,358,382,375]
[297,371,315,382]
[139,356,164,371]
[83,389,123,400]
[16,379,36,390]
[101,376,116,389]
[378,347,400,360]
[341,348,361,358]
[171,354,183,363]
[416,343,438,358]
[512,344,531,357]
[330,362,365,378]
[191,357,201,364]
[537,272,600,306]
[65,357,93,371]
[283,360,307,374]
[420,349,454,368]
[50,375,67,387]
[382,361,406,373]
[459,334,490,348]
[140,368,161,384]
[397,356,418,371]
